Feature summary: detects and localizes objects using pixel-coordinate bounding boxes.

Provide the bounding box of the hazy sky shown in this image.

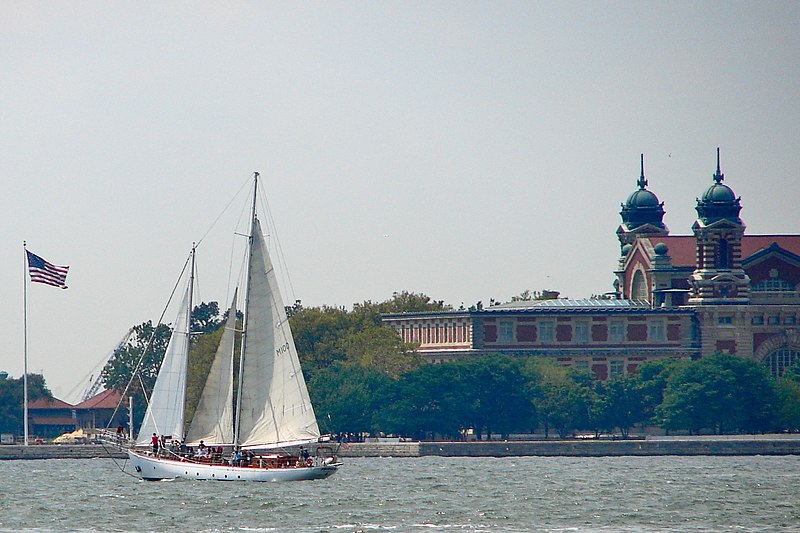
[2,1,799,400]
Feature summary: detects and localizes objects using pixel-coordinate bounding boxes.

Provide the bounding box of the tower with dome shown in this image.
[383,150,800,380]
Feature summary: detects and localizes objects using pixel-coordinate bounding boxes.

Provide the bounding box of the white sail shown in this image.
[127,173,341,482]
[185,290,237,446]
[237,218,320,448]
[136,285,191,445]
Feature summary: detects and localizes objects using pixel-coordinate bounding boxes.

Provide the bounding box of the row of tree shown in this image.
[103,291,800,439]
[4,291,799,439]
[311,352,800,439]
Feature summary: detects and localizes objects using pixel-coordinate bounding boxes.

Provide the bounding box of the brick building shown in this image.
[383,151,800,379]
[27,388,124,438]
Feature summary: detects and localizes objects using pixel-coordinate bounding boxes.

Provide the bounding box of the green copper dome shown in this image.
[620,154,666,231]
[696,148,742,225]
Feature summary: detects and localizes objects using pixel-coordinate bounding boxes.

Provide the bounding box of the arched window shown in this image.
[631,269,648,300]
[718,238,730,268]
[764,348,800,378]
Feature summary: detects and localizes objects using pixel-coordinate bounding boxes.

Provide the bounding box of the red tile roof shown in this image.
[646,235,800,268]
[74,388,123,409]
[28,397,74,409]
[645,236,695,267]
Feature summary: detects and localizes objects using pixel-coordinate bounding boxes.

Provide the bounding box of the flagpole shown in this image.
[22,241,29,447]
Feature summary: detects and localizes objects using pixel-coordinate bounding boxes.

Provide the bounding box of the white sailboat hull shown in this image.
[128,449,340,482]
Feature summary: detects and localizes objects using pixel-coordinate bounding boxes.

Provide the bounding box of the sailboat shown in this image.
[127,173,341,481]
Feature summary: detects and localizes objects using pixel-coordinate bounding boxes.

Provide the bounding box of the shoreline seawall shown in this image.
[2,435,800,460]
[337,435,800,458]
[0,444,128,460]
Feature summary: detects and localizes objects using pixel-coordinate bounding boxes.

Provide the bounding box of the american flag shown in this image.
[26,250,69,289]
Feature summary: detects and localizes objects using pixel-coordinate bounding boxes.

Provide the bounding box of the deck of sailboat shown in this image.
[127,447,340,482]
[130,447,324,469]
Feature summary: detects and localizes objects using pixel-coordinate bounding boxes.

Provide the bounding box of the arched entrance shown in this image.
[755,332,800,378]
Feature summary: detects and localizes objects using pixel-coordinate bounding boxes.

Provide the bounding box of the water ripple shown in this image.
[0,456,799,532]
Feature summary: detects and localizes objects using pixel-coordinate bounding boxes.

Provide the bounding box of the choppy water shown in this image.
[0,455,798,532]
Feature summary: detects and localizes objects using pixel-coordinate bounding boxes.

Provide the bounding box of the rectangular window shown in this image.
[649,320,665,341]
[574,321,589,343]
[609,320,625,343]
[718,316,733,325]
[768,316,780,325]
[752,315,764,325]
[498,320,514,342]
[609,360,624,377]
[539,320,554,342]
[786,316,797,325]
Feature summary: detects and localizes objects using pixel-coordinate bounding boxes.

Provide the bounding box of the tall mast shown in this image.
[234,172,259,447]
[182,243,196,440]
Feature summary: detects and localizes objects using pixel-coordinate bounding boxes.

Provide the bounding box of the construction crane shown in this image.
[64,328,134,404]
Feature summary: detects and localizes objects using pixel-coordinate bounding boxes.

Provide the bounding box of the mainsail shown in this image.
[185,290,237,446]
[127,173,340,483]
[237,218,320,448]
[136,286,191,445]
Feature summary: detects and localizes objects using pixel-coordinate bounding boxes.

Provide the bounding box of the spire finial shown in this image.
[713,147,724,183]
[637,153,648,189]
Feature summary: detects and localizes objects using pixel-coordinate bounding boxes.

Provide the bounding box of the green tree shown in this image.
[340,325,422,378]
[190,301,222,333]
[0,373,52,435]
[308,363,393,435]
[289,291,446,379]
[775,378,800,432]
[101,321,172,395]
[657,353,777,434]
[531,359,597,438]
[775,364,800,432]
[509,289,561,302]
[370,291,451,315]
[376,362,470,440]
[596,376,645,438]
[289,305,353,374]
[636,358,690,425]
[456,355,534,439]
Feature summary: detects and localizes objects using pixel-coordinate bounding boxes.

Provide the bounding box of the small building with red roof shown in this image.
[27,389,126,438]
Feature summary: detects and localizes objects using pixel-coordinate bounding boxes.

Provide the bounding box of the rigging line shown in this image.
[195,174,252,249]
[258,177,297,304]
[108,251,193,435]
[98,440,139,479]
[225,186,253,309]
